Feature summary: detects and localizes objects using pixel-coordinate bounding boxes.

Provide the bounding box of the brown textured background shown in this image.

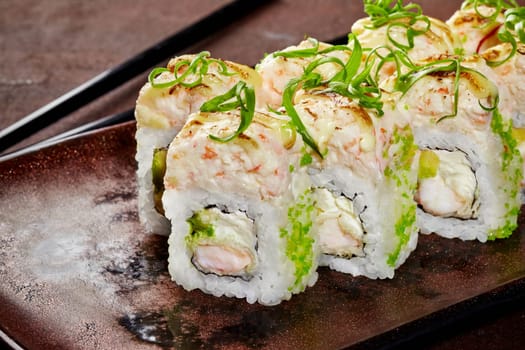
[1,0,525,349]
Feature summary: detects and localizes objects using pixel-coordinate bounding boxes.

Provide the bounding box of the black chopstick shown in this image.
[0,109,135,162]
[0,0,271,153]
[36,108,135,146]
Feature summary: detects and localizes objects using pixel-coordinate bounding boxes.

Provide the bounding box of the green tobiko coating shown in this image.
[280,189,316,292]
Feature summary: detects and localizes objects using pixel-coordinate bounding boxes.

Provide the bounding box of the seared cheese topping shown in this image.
[483,43,525,125]
[416,149,480,219]
[386,56,500,132]
[256,39,351,108]
[446,5,505,54]
[293,91,379,177]
[353,16,459,61]
[136,54,263,129]
[165,111,297,200]
[186,207,257,277]
[314,188,365,258]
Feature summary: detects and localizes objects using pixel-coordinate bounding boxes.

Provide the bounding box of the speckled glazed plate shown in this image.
[1,121,524,350]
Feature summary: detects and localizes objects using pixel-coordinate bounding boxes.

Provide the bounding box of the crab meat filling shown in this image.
[416,149,480,219]
[186,207,257,279]
[314,188,365,258]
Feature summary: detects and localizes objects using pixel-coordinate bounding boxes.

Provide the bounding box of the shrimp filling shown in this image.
[415,149,480,219]
[186,207,257,278]
[314,188,365,258]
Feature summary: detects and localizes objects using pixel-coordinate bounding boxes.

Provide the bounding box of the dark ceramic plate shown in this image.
[1,121,524,350]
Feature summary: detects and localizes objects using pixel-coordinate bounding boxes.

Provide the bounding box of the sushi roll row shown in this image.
[134,0,524,305]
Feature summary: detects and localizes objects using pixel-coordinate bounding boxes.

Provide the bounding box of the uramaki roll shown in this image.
[162,110,319,305]
[135,53,261,235]
[381,54,522,241]
[291,89,419,279]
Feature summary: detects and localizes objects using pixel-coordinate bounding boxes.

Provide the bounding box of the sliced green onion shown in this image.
[367,45,416,82]
[282,76,323,158]
[148,67,174,89]
[437,62,462,123]
[386,17,430,50]
[486,6,525,66]
[147,51,237,89]
[272,37,321,58]
[393,57,499,122]
[363,0,430,51]
[335,34,384,115]
[364,0,424,25]
[279,34,384,157]
[200,81,256,143]
[460,1,524,66]
[461,0,518,15]
[272,37,354,60]
[507,9,525,41]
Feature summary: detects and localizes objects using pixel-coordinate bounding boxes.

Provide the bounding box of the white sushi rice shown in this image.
[163,187,318,306]
[135,126,176,236]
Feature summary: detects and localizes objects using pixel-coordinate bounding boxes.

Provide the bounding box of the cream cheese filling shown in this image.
[314,188,365,257]
[416,149,480,219]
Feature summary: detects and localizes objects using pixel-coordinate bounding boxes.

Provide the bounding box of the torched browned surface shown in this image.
[0,122,524,349]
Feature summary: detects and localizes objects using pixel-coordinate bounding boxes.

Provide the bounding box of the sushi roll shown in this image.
[287,89,419,279]
[161,109,319,305]
[135,52,261,235]
[267,33,420,279]
[381,54,522,241]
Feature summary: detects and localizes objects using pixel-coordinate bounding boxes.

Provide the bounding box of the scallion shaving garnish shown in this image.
[148,51,236,89]
[367,44,416,82]
[281,34,384,158]
[200,81,256,143]
[496,6,525,65]
[363,0,431,51]
[461,0,518,15]
[394,57,499,122]
[273,37,321,58]
[147,51,254,143]
[272,37,353,59]
[282,76,325,158]
[461,0,524,66]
